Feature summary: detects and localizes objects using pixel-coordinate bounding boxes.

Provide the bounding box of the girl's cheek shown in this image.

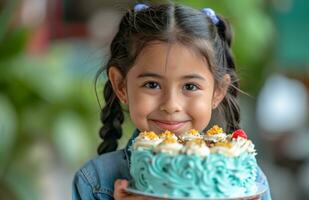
[188,97,213,129]
[129,93,158,114]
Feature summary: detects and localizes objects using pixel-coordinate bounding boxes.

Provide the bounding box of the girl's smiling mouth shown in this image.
[150,119,190,132]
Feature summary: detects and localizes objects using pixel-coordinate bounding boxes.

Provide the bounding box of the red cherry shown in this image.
[232,129,248,139]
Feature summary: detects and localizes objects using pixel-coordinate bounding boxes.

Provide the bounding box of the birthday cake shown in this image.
[129,125,258,198]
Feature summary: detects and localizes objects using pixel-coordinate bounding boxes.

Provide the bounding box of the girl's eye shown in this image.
[144,81,160,89]
[183,83,199,91]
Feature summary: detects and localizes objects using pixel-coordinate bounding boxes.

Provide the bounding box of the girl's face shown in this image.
[109,42,227,135]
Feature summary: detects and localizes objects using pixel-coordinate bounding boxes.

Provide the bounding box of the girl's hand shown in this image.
[114,179,160,200]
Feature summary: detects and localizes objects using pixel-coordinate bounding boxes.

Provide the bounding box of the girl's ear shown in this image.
[108,67,128,104]
[212,74,231,109]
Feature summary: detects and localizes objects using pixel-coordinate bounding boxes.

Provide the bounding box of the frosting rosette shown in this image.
[133,131,162,150]
[159,130,178,140]
[179,129,202,141]
[204,125,227,143]
[154,137,183,155]
[209,140,234,156]
[181,138,210,157]
[209,136,257,157]
[230,137,257,156]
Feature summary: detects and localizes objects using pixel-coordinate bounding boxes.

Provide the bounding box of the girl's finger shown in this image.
[114,179,128,199]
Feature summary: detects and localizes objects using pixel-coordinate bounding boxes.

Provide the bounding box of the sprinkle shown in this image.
[159,130,176,139]
[206,125,224,135]
[141,131,159,140]
[162,137,178,144]
[187,138,205,146]
[188,129,199,135]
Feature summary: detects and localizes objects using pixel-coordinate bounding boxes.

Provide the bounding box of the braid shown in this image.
[216,16,241,133]
[97,80,124,155]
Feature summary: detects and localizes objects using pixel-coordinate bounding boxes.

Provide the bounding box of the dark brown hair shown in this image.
[96,3,240,155]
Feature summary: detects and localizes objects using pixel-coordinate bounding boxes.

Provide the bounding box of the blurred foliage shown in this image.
[0,43,97,198]
[176,0,275,94]
[0,2,98,198]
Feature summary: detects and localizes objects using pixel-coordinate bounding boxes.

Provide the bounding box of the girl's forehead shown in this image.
[133,41,209,75]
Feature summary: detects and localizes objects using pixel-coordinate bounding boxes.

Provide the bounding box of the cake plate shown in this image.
[125,182,267,200]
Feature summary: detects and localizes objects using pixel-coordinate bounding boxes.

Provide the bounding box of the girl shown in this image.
[72,3,272,200]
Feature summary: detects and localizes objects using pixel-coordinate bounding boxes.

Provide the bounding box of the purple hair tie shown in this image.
[134,3,149,12]
[201,8,219,24]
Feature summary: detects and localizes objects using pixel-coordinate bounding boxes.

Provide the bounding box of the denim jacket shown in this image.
[72,130,272,200]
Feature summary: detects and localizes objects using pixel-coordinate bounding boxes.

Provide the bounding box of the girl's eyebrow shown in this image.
[137,72,163,79]
[137,72,206,81]
[182,74,206,81]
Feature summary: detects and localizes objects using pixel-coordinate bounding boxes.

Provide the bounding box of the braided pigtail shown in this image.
[216,16,241,133]
[97,80,124,155]
[96,11,133,155]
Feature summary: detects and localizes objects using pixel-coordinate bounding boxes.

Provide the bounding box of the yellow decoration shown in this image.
[159,130,175,138]
[187,138,204,146]
[206,125,224,135]
[188,129,199,135]
[141,131,159,140]
[215,141,232,148]
[163,137,177,144]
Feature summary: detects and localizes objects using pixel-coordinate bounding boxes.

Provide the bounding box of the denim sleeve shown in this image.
[72,170,95,200]
[257,166,272,200]
[72,169,114,200]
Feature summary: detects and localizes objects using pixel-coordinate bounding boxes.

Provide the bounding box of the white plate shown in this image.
[125,183,267,200]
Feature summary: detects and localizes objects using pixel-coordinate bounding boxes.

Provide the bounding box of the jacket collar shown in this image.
[125,129,140,158]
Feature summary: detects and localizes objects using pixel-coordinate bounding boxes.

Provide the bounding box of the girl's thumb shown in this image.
[114,179,129,190]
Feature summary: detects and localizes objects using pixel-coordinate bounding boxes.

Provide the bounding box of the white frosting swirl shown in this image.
[210,146,234,156]
[159,130,178,140]
[230,137,257,156]
[182,139,210,157]
[204,132,227,143]
[179,129,202,141]
[133,131,163,150]
[210,137,257,157]
[154,138,183,155]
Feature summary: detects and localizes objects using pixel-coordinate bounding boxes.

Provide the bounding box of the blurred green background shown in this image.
[0,0,308,199]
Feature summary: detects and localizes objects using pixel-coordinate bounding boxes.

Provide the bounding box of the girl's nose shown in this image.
[159,90,182,114]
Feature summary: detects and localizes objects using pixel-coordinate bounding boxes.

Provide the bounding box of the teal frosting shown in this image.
[130,150,258,198]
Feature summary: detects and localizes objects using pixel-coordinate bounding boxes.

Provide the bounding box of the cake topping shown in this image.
[204,125,227,143]
[182,138,210,157]
[214,140,232,148]
[206,125,224,135]
[230,137,256,156]
[231,129,248,139]
[189,138,204,145]
[159,130,178,140]
[162,137,178,144]
[133,131,162,150]
[179,129,202,141]
[140,131,160,140]
[132,126,256,157]
[188,129,199,136]
[154,138,183,155]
